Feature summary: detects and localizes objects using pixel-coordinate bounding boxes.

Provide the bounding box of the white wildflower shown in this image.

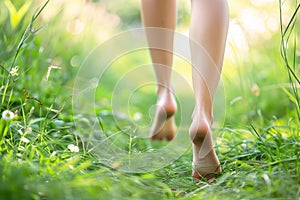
[67,144,79,152]
[9,66,19,76]
[2,110,14,121]
[18,129,23,135]
[25,126,32,134]
[16,153,23,157]
[21,137,30,143]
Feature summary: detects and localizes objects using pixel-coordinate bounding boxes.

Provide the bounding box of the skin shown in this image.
[140,0,229,180]
[140,0,177,141]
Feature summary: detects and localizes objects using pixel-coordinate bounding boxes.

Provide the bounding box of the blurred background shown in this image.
[0,0,298,129]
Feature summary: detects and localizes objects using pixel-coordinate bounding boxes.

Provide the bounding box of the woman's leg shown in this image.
[140,0,177,141]
[189,0,229,179]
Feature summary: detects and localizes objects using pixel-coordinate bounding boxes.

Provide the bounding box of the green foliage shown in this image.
[0,0,299,200]
[279,0,300,120]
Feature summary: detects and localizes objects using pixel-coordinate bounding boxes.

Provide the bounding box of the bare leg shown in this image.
[141,0,177,141]
[189,0,229,180]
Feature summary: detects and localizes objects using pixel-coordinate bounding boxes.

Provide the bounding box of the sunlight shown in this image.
[239,8,269,35]
[250,0,276,6]
[226,20,249,61]
[66,19,85,35]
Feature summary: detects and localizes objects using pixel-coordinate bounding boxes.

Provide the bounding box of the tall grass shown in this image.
[279,0,300,121]
[1,0,49,109]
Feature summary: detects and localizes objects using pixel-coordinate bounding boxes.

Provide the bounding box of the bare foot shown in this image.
[150,89,177,141]
[189,113,222,181]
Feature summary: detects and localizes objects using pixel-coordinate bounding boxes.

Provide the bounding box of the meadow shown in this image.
[0,0,299,199]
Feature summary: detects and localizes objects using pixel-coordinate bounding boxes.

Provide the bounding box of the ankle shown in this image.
[156,88,177,118]
[189,118,211,144]
[192,108,213,125]
[157,86,173,96]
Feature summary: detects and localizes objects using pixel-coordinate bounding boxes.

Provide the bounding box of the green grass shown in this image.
[0,0,299,199]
